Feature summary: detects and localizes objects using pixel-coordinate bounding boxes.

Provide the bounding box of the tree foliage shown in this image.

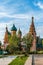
[6,34,21,53]
[9,35,18,46]
[22,33,33,51]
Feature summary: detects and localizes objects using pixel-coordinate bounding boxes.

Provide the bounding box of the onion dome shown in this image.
[11,24,17,31]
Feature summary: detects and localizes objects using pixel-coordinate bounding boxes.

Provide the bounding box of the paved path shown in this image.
[0,56,16,65]
[0,54,43,65]
[25,54,43,65]
[34,54,43,65]
[24,55,32,65]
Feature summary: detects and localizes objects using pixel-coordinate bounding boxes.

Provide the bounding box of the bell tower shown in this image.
[18,28,22,39]
[29,17,36,51]
[4,27,9,45]
[11,24,17,36]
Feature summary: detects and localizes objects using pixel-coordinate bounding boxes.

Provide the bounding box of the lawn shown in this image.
[8,56,28,65]
[0,55,8,58]
[37,51,43,54]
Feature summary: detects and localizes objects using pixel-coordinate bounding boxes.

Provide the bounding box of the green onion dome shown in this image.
[11,24,17,31]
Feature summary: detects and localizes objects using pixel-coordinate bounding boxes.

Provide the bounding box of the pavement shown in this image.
[0,56,17,65]
[25,54,43,65]
[34,54,43,65]
[24,55,32,65]
[0,54,43,65]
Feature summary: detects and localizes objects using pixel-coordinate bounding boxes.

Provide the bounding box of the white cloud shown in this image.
[34,2,43,9]
[0,11,31,19]
[0,11,42,20]
[6,14,29,19]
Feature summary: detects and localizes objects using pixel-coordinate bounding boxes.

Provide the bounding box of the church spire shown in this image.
[32,17,34,23]
[4,26,10,44]
[6,26,8,32]
[18,28,22,38]
[29,17,36,51]
[29,17,36,37]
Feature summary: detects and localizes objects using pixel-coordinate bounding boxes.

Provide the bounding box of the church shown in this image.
[3,17,42,51]
[4,24,22,49]
[29,17,36,51]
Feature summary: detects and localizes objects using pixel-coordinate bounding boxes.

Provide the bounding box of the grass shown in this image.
[37,51,43,54]
[0,55,4,58]
[8,56,28,65]
[0,55,8,58]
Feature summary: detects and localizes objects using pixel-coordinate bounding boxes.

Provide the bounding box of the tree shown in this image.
[0,41,3,55]
[9,35,18,47]
[6,44,16,53]
[22,33,33,52]
[6,34,20,53]
[0,41,2,49]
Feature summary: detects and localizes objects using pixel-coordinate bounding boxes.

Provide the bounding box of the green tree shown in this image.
[6,34,20,53]
[22,34,33,52]
[0,41,2,49]
[0,41,3,55]
[9,35,18,46]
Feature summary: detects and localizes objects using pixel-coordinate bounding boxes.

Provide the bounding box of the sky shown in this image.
[0,0,43,43]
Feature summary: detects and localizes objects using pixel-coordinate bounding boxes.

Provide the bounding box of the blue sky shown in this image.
[0,0,43,43]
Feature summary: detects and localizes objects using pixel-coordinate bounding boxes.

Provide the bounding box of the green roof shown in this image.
[11,24,17,31]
